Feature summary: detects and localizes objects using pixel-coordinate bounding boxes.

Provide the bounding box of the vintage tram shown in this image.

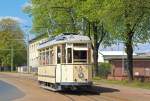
[38,33,93,91]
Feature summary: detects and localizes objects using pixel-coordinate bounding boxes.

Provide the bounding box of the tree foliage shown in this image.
[0,18,27,69]
[103,0,150,81]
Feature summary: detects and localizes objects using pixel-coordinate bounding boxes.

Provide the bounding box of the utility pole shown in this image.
[10,42,14,72]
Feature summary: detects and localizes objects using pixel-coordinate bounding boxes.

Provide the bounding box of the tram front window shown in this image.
[73,50,87,63]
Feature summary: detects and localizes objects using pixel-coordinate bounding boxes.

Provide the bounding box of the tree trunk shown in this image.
[125,32,134,81]
[93,43,99,76]
[92,22,99,76]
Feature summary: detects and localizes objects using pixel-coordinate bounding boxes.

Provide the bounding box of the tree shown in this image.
[0,18,27,70]
[22,2,32,17]
[104,0,150,81]
[74,0,112,76]
[28,0,113,76]
[28,0,77,34]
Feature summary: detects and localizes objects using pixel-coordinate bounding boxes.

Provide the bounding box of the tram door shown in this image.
[56,45,61,83]
[61,47,73,82]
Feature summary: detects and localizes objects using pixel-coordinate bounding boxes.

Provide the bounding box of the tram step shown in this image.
[40,85,61,91]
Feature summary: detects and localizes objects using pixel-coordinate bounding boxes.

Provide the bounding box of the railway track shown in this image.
[58,88,131,101]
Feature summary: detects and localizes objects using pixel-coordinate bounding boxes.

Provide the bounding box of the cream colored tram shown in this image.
[38,33,92,91]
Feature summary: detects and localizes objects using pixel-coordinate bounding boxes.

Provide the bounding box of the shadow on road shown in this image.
[59,86,120,96]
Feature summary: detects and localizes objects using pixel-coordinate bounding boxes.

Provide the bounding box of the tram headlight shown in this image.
[78,66,84,79]
[78,72,84,78]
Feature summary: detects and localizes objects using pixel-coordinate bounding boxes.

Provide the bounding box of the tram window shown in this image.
[73,50,87,63]
[50,50,54,64]
[74,43,87,47]
[62,44,66,63]
[67,48,72,63]
[46,51,49,65]
[42,52,45,65]
[39,53,42,65]
[57,46,61,64]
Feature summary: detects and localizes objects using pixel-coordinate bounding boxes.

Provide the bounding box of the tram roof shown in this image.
[38,33,91,49]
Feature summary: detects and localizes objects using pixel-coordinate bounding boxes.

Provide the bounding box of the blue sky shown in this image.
[0,0,32,28]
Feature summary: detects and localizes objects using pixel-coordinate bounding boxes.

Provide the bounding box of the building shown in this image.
[29,34,48,72]
[99,51,127,62]
[17,66,28,73]
[99,51,150,81]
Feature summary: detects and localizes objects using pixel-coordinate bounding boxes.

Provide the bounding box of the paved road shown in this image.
[0,80,25,101]
[0,73,150,101]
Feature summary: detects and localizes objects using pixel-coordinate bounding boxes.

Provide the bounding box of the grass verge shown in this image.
[93,77,150,90]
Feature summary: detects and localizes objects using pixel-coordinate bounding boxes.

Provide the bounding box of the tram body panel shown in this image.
[38,65,56,83]
[73,64,90,82]
[55,64,61,83]
[60,65,74,83]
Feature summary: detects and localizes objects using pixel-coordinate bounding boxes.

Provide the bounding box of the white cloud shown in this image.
[22,2,32,8]
[0,16,26,24]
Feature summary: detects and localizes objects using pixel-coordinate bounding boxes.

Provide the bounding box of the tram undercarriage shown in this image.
[39,81,92,91]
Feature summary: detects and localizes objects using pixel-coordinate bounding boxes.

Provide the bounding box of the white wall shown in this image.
[29,38,48,68]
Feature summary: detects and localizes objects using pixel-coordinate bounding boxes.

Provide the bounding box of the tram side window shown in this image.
[57,46,61,64]
[67,48,72,63]
[46,51,49,65]
[62,44,66,63]
[50,49,54,64]
[39,52,42,65]
[42,52,45,65]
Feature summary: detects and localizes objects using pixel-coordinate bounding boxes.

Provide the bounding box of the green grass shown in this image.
[93,77,150,90]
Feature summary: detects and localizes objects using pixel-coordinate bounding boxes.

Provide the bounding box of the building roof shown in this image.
[99,51,150,60]
[29,33,48,43]
[99,51,137,56]
[104,55,150,60]
[38,33,90,49]
[98,51,150,62]
[99,51,127,56]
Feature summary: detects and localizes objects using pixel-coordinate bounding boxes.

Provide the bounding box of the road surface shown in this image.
[0,73,150,101]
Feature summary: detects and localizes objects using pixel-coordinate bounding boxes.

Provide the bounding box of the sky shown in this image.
[0,0,32,38]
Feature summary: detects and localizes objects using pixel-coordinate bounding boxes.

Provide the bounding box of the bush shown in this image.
[98,62,111,78]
